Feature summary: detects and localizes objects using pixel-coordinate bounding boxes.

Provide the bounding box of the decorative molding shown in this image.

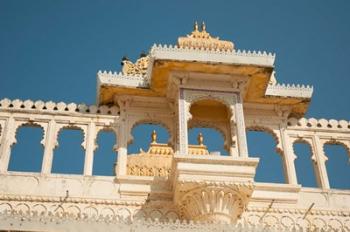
[265,83,313,99]
[288,117,350,132]
[0,98,119,116]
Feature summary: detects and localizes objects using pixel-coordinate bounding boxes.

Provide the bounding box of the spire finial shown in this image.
[151,130,157,144]
[197,132,204,146]
[201,21,206,32]
[194,21,199,31]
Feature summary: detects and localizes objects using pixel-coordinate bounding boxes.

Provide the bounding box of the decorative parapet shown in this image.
[287,117,350,131]
[97,45,276,93]
[265,83,313,99]
[97,70,149,89]
[0,98,119,116]
[150,44,275,68]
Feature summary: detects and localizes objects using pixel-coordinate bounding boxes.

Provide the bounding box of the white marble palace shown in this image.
[0,23,349,231]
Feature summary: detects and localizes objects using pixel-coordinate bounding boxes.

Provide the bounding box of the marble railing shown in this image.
[0,98,349,189]
[246,115,350,189]
[0,98,119,175]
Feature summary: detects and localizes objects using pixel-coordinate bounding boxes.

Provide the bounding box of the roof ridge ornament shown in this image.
[177,22,234,52]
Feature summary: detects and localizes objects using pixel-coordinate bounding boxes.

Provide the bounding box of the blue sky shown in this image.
[1,1,349,188]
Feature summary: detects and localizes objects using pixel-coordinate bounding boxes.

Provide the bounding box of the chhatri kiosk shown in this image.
[0,23,349,231]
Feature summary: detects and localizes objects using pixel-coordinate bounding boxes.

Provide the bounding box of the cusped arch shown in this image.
[56,124,87,150]
[323,140,350,158]
[129,119,173,145]
[188,97,233,119]
[185,90,236,111]
[95,126,118,151]
[14,122,46,146]
[188,121,229,150]
[291,137,316,162]
[246,126,282,155]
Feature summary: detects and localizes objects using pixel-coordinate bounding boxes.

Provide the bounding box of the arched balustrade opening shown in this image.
[52,127,85,175]
[188,99,231,156]
[188,128,228,156]
[92,130,117,176]
[293,141,318,187]
[246,130,285,183]
[324,142,350,189]
[8,125,44,173]
[126,123,171,177]
[128,123,170,154]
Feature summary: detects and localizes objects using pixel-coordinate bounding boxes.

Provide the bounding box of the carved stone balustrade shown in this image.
[0,98,119,175]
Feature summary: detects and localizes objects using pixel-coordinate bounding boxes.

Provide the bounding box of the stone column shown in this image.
[83,122,97,176]
[229,106,238,158]
[279,126,298,185]
[233,94,248,157]
[0,117,16,173]
[178,88,189,155]
[41,120,58,174]
[311,135,330,189]
[115,98,129,176]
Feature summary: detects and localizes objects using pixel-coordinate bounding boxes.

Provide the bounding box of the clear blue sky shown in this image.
[1,1,349,188]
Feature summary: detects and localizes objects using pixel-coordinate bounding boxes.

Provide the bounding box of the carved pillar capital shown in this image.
[176,182,254,223]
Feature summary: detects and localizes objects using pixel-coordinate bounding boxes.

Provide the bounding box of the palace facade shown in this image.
[0,23,349,231]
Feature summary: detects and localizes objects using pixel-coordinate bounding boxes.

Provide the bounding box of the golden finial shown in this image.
[201,21,206,32]
[194,21,199,31]
[177,22,234,52]
[197,132,204,146]
[151,130,157,144]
